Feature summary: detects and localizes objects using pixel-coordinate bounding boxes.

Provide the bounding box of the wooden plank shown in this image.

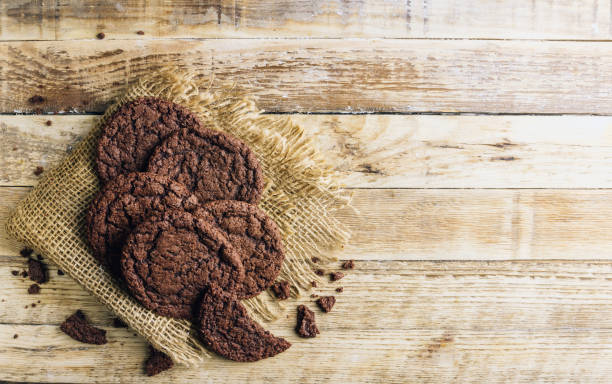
[2,324,612,383]
[3,258,612,332]
[6,114,612,188]
[3,39,612,114]
[3,0,612,40]
[5,187,612,261]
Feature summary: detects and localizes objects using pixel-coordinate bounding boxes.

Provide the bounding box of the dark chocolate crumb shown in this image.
[136,30,145,35]
[37,254,43,261]
[336,287,344,293]
[20,248,33,258]
[24,305,28,308]
[315,269,325,276]
[317,296,336,313]
[13,334,18,339]
[45,120,52,126]
[57,269,65,275]
[311,281,318,287]
[330,272,344,281]
[28,284,40,294]
[12,147,18,151]
[311,257,320,263]
[271,281,290,300]
[37,300,41,303]
[28,258,48,284]
[31,303,36,308]
[21,271,28,278]
[60,310,107,345]
[145,346,174,376]
[28,95,45,104]
[341,260,355,270]
[96,32,105,39]
[112,318,128,328]
[33,166,44,176]
[11,270,19,276]
[310,294,318,298]
[296,305,319,338]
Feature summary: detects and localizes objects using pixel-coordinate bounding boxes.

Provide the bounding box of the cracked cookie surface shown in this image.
[120,209,245,319]
[96,97,202,184]
[147,127,263,204]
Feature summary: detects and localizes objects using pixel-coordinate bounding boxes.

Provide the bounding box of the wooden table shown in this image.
[2,1,612,383]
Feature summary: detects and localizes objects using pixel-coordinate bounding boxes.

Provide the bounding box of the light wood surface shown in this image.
[3,1,612,383]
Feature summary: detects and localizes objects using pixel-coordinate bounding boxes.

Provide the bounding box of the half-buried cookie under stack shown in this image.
[197,200,285,299]
[147,127,264,204]
[120,209,245,319]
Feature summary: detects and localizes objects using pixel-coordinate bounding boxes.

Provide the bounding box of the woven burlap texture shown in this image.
[5,71,351,366]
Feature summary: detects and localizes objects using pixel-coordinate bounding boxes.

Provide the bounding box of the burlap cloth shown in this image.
[5,71,351,366]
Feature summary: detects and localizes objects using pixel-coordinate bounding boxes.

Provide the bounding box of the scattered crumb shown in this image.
[96,32,105,39]
[28,95,45,104]
[12,147,17,151]
[315,269,325,276]
[60,310,107,344]
[112,318,128,328]
[28,284,40,294]
[310,293,318,298]
[330,272,344,281]
[136,30,145,35]
[271,281,290,300]
[11,270,19,276]
[37,254,43,261]
[317,296,336,313]
[341,260,355,270]
[21,271,28,278]
[336,287,344,293]
[33,166,44,176]
[57,269,65,276]
[295,305,319,338]
[24,305,28,309]
[311,257,320,263]
[13,334,18,339]
[28,258,48,284]
[20,248,33,258]
[45,120,52,126]
[31,303,36,308]
[37,300,41,303]
[311,281,317,287]
[145,346,174,376]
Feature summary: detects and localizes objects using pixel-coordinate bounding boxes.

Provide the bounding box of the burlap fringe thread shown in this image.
[5,70,351,366]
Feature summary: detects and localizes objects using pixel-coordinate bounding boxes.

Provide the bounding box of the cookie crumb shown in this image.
[296,305,319,338]
[311,257,320,263]
[28,258,48,284]
[336,287,344,293]
[28,284,40,294]
[330,272,344,281]
[28,95,45,104]
[112,318,127,328]
[57,269,65,275]
[45,120,52,126]
[36,254,43,261]
[20,248,33,258]
[271,281,290,300]
[33,166,44,176]
[311,280,317,287]
[13,334,18,339]
[60,310,107,345]
[96,32,105,39]
[341,260,355,270]
[315,269,325,276]
[317,296,336,313]
[310,293,318,298]
[31,303,36,308]
[21,271,28,278]
[145,346,174,376]
[136,30,145,35]
[11,270,19,276]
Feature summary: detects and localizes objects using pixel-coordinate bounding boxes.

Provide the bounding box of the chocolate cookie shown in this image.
[196,200,284,299]
[147,127,264,204]
[60,310,107,345]
[87,172,198,270]
[120,209,245,319]
[96,97,202,184]
[197,285,291,362]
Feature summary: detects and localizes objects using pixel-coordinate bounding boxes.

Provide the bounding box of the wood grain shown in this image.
[2,0,612,40]
[3,39,612,114]
[4,187,612,261]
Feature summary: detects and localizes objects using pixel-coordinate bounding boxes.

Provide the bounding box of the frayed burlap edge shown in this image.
[5,70,351,366]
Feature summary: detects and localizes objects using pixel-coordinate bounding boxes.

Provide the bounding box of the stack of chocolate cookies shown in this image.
[87,97,291,362]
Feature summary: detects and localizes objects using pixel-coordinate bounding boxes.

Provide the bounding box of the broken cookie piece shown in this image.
[341,260,354,270]
[60,310,107,345]
[271,281,290,300]
[296,305,319,338]
[317,296,336,313]
[330,272,344,281]
[28,258,48,284]
[28,284,40,294]
[145,346,174,376]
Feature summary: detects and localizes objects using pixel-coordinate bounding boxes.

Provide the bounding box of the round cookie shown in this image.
[197,200,284,299]
[197,285,291,362]
[87,172,198,271]
[96,97,202,184]
[120,209,245,319]
[147,127,264,204]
